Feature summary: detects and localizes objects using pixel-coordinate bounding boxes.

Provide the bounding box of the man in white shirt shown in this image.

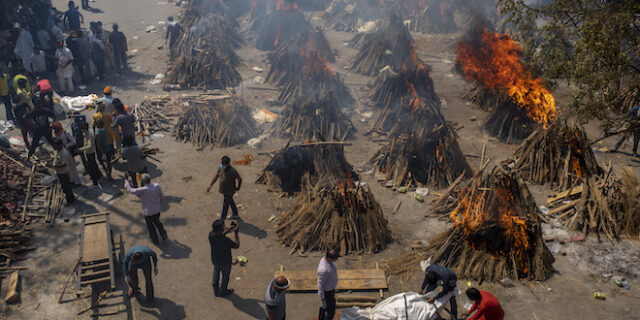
[30,47,48,79]
[55,42,74,93]
[123,172,168,244]
[317,249,339,320]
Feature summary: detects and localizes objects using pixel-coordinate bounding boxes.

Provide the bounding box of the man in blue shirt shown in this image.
[123,246,158,305]
[614,106,640,157]
[419,264,458,320]
[63,1,83,32]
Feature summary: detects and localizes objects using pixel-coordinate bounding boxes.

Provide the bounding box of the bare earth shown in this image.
[2,0,640,319]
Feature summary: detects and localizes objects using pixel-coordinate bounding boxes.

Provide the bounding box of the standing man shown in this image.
[52,122,82,186]
[30,47,47,79]
[265,276,289,320]
[94,119,114,181]
[419,264,458,320]
[15,77,34,111]
[113,98,136,144]
[165,16,183,50]
[78,122,102,185]
[206,156,242,220]
[122,136,146,187]
[55,41,74,93]
[26,101,55,158]
[90,32,106,80]
[317,249,339,320]
[0,68,13,125]
[99,86,115,114]
[208,219,239,297]
[35,78,54,110]
[74,31,92,83]
[462,288,504,320]
[123,172,167,244]
[109,24,128,73]
[123,246,158,305]
[614,105,640,157]
[51,141,76,205]
[63,1,83,32]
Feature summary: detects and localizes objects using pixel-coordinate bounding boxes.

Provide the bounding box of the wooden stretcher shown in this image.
[274,264,387,295]
[76,213,123,291]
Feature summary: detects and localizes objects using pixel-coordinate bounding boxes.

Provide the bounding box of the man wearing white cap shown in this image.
[265,275,289,320]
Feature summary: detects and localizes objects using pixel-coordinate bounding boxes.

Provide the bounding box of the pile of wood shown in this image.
[370,125,471,189]
[483,97,536,144]
[266,28,338,86]
[277,178,392,254]
[173,94,258,149]
[546,166,640,241]
[134,95,174,136]
[407,0,458,33]
[369,68,445,137]
[349,13,419,76]
[165,13,243,89]
[462,82,501,111]
[296,0,332,11]
[502,123,603,190]
[255,1,310,51]
[277,52,353,106]
[276,95,355,142]
[386,167,554,282]
[256,143,357,194]
[323,0,385,32]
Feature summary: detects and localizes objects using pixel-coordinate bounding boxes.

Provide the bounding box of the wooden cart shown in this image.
[76,213,123,291]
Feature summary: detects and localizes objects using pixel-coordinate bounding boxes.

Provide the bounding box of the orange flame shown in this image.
[456,28,556,126]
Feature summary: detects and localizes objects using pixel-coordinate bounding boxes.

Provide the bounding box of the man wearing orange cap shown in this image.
[99,86,115,114]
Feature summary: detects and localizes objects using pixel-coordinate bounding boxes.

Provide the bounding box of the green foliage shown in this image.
[498,0,640,129]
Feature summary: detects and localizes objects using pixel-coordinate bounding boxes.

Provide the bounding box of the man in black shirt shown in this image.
[109,24,128,72]
[27,101,56,158]
[208,219,239,297]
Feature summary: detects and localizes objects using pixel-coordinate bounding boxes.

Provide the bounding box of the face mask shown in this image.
[220,164,227,170]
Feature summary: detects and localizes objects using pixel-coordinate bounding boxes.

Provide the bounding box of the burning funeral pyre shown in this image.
[502,122,603,190]
[396,0,458,33]
[255,0,310,51]
[165,12,244,89]
[456,25,557,143]
[256,143,357,194]
[386,167,554,281]
[173,94,257,149]
[323,0,385,32]
[349,13,418,76]
[545,167,640,242]
[277,178,392,254]
[370,124,471,189]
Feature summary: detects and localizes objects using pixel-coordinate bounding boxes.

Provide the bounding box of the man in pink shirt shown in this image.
[317,249,339,320]
[124,172,167,245]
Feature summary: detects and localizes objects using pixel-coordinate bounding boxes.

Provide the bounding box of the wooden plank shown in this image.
[546,185,584,206]
[274,269,387,291]
[81,261,110,270]
[80,269,111,279]
[4,271,20,303]
[82,222,109,262]
[80,276,111,286]
[21,164,36,222]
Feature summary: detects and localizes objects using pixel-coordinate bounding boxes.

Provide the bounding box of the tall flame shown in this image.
[456,28,556,126]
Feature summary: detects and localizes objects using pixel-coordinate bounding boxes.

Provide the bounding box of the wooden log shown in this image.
[4,271,20,303]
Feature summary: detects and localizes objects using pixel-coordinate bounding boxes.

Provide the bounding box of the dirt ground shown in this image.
[2,0,640,319]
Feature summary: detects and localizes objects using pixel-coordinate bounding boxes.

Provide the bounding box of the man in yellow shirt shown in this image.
[15,77,34,111]
[92,101,116,145]
[0,69,13,123]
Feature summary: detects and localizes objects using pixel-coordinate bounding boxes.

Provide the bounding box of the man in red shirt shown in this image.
[463,288,504,320]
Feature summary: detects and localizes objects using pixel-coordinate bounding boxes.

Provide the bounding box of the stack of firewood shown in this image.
[276,95,355,142]
[349,13,418,76]
[545,166,640,241]
[165,12,244,89]
[462,82,501,111]
[386,167,555,282]
[407,0,458,33]
[370,125,471,189]
[502,122,603,190]
[483,98,536,144]
[134,95,174,136]
[323,0,385,32]
[255,1,310,51]
[256,143,357,194]
[277,178,392,254]
[173,95,258,149]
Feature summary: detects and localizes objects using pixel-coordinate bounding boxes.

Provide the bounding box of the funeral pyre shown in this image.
[277,177,392,255]
[386,167,554,282]
[456,24,556,143]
